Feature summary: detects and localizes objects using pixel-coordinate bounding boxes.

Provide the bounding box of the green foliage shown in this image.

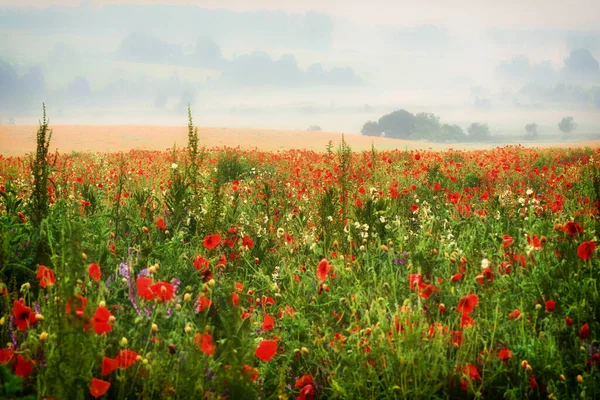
[378,109,416,139]
[29,104,53,228]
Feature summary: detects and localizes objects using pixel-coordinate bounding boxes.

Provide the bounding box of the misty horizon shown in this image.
[0,1,599,138]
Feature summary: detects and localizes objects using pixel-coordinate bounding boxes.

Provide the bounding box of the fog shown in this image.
[0,0,599,139]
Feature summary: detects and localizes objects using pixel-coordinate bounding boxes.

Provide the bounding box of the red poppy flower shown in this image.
[451,273,463,282]
[563,221,582,236]
[36,265,56,288]
[90,378,111,398]
[417,283,435,299]
[115,350,138,369]
[242,365,258,382]
[255,339,277,361]
[235,282,244,292]
[463,364,481,381]
[577,241,595,260]
[295,374,314,388]
[502,235,513,248]
[545,300,556,312]
[197,296,212,312]
[242,235,254,249]
[91,306,112,335]
[461,313,475,328]
[0,348,14,364]
[136,277,154,300]
[193,255,209,271]
[12,299,37,331]
[580,323,590,340]
[102,357,119,376]
[317,259,331,282]
[150,281,174,302]
[457,294,479,314]
[498,348,512,361]
[15,355,34,377]
[408,274,422,290]
[203,234,221,250]
[262,313,275,331]
[156,218,166,231]
[451,330,463,347]
[565,317,573,326]
[195,333,215,355]
[298,384,315,400]
[88,264,101,282]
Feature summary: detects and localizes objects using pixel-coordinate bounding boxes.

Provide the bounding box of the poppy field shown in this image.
[1,131,600,399]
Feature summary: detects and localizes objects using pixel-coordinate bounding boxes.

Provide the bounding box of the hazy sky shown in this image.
[1,0,599,30]
[1,0,599,133]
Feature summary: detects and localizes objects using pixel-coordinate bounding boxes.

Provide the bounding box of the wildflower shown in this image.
[0,348,15,364]
[317,259,332,282]
[563,221,582,236]
[565,317,573,326]
[88,264,101,282]
[262,313,275,331]
[461,313,475,328]
[255,339,278,361]
[195,333,215,355]
[577,241,595,260]
[498,348,512,360]
[242,365,259,383]
[545,300,556,312]
[136,277,154,300]
[12,299,37,330]
[580,323,590,340]
[151,282,174,302]
[156,218,166,230]
[36,265,56,288]
[102,357,119,376]
[457,294,479,314]
[115,349,138,368]
[502,235,513,248]
[509,309,521,319]
[203,234,222,250]
[15,355,34,377]
[197,296,212,312]
[90,378,111,398]
[91,306,113,335]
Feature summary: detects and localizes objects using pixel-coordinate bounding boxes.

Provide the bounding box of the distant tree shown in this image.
[440,124,466,142]
[467,123,491,141]
[413,112,441,140]
[558,116,576,134]
[524,123,538,140]
[378,109,415,139]
[307,125,322,131]
[361,121,382,137]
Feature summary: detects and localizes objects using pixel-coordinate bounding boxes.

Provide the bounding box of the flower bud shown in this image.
[185,325,192,334]
[577,375,583,383]
[120,337,128,346]
[183,293,191,302]
[39,332,49,341]
[208,279,216,287]
[152,323,158,332]
[99,301,106,308]
[35,313,44,321]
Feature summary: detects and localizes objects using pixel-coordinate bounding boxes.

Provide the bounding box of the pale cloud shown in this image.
[1,0,599,31]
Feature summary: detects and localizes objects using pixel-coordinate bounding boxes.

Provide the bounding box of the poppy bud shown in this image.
[208,279,216,287]
[142,226,149,233]
[120,337,128,346]
[0,317,4,325]
[535,303,542,310]
[176,304,182,310]
[521,360,529,369]
[39,332,48,341]
[152,323,158,332]
[439,304,446,312]
[99,301,106,308]
[121,278,128,283]
[35,313,44,321]
[109,316,116,323]
[388,241,394,247]
[82,252,87,260]
[143,358,148,364]
[381,245,388,253]
[301,347,309,354]
[185,325,192,334]
[136,355,143,361]
[21,282,31,291]
[183,293,191,302]
[577,375,583,383]
[559,374,565,381]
